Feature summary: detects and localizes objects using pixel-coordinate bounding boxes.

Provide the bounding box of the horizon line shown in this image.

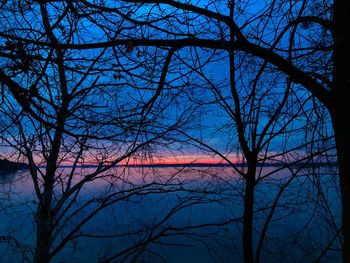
[38,161,338,169]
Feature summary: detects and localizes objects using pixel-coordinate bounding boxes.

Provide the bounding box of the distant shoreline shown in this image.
[51,162,339,169]
[0,159,29,172]
[0,160,338,171]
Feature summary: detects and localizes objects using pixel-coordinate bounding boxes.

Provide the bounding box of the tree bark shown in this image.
[332,1,350,262]
[34,202,53,263]
[331,107,350,263]
[34,117,65,263]
[243,164,256,263]
[34,165,56,263]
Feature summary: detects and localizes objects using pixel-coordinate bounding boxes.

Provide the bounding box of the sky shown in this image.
[0,0,334,167]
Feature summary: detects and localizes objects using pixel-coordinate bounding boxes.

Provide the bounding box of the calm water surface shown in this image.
[0,166,342,262]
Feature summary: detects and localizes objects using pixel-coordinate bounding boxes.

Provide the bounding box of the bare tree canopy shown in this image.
[0,0,347,263]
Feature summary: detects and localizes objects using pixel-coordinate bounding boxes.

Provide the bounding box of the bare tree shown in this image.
[0,1,345,262]
[0,2,203,262]
[42,0,346,261]
[171,39,337,262]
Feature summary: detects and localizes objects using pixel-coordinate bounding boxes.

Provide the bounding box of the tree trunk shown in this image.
[34,124,63,263]
[243,165,256,263]
[331,107,350,263]
[333,1,350,262]
[34,170,55,263]
[34,203,53,263]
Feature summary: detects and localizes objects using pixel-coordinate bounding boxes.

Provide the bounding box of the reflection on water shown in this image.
[0,166,342,262]
[0,172,16,184]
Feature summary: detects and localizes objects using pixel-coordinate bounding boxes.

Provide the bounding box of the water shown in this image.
[0,166,342,262]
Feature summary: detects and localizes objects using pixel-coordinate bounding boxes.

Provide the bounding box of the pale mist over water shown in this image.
[0,166,341,263]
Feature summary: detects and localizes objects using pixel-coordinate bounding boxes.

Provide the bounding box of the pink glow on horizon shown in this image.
[15,153,241,167]
[7,151,292,167]
[119,154,241,165]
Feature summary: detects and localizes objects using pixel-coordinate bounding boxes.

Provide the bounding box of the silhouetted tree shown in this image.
[46,0,346,261]
[173,41,337,262]
[0,2,199,262]
[0,0,345,262]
